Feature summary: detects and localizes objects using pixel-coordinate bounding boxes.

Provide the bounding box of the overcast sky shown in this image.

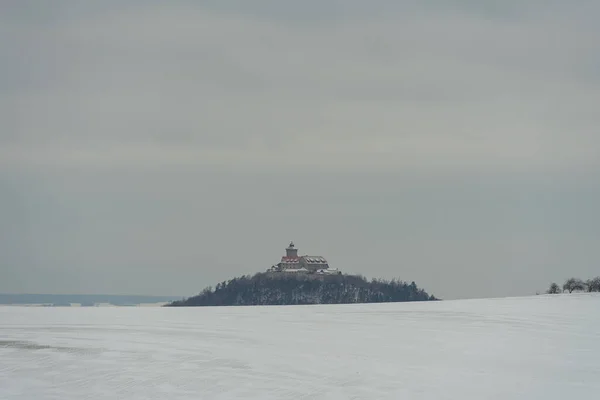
[1,0,599,300]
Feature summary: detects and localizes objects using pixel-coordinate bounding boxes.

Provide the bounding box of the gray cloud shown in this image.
[1,1,599,299]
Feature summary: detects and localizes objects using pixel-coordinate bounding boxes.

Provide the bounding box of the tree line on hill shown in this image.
[167,273,437,307]
[546,276,600,294]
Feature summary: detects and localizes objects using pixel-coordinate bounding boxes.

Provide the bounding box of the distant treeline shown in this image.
[546,277,600,294]
[167,273,437,307]
[0,294,181,305]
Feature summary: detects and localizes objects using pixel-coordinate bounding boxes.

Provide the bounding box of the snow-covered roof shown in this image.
[300,256,328,264]
[314,266,340,274]
[280,256,300,263]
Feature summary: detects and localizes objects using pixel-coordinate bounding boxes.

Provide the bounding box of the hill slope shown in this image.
[167,272,436,306]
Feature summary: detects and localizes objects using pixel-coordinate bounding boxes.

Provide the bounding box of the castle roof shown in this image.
[280,256,300,263]
[301,256,328,264]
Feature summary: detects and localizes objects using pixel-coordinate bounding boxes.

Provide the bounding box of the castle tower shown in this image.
[286,241,298,258]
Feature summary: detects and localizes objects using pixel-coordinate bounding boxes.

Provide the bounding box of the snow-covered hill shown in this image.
[1,294,599,399]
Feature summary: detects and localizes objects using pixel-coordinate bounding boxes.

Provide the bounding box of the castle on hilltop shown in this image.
[267,242,341,275]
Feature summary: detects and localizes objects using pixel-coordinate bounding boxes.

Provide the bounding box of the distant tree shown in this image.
[563,278,586,293]
[585,277,600,292]
[546,282,561,294]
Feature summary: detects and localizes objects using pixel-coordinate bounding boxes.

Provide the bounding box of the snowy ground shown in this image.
[1,294,599,399]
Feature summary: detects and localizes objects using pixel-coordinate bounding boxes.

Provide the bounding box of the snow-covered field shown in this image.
[1,294,599,399]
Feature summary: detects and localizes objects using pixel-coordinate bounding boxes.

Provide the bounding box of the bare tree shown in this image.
[585,277,600,292]
[546,282,561,294]
[563,278,586,293]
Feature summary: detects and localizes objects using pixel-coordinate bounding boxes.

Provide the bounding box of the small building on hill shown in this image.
[268,242,339,274]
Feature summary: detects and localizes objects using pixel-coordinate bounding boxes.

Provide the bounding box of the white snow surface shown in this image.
[1,294,599,399]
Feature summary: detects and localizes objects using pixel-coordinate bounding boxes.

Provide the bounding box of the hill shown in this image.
[167,272,437,306]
